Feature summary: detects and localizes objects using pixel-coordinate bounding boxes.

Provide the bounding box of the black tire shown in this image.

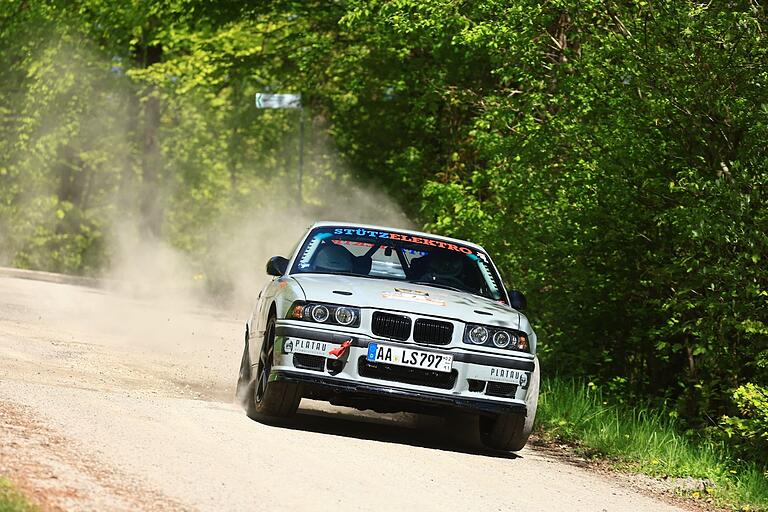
[480,356,540,451]
[246,315,302,419]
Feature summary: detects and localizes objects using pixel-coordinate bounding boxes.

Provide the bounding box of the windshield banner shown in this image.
[332,227,480,257]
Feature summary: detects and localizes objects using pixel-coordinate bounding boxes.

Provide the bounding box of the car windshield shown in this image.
[291,226,507,303]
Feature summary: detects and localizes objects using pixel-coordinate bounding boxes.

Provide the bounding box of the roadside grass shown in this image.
[0,479,37,512]
[536,378,768,511]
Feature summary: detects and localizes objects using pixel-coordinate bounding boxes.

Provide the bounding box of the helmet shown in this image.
[313,243,353,273]
[429,252,463,278]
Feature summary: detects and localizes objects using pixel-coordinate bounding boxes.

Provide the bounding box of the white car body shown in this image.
[240,222,540,450]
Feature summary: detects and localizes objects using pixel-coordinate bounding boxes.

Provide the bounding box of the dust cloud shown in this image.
[76,178,412,362]
[105,181,413,317]
[0,34,412,369]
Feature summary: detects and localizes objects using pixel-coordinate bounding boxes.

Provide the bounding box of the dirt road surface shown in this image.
[0,272,686,512]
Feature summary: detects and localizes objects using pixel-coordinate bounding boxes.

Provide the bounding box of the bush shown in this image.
[537,378,768,510]
[0,479,37,512]
[720,383,768,465]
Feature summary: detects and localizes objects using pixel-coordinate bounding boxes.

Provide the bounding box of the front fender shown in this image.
[248,276,306,366]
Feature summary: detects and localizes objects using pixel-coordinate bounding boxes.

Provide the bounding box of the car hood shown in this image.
[290,274,523,330]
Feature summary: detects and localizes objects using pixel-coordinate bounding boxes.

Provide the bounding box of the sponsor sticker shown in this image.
[283,337,334,357]
[381,291,446,306]
[332,227,481,257]
[488,367,524,385]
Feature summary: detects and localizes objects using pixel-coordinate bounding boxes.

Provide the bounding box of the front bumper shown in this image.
[271,322,534,416]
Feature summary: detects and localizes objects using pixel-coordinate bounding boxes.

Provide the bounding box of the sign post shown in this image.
[255,93,303,207]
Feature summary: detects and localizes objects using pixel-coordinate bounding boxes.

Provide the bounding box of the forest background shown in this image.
[0,0,766,479]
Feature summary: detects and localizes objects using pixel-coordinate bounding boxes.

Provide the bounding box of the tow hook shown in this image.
[327,339,352,375]
[329,339,352,358]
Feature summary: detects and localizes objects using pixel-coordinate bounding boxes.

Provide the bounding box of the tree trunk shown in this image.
[137,41,163,237]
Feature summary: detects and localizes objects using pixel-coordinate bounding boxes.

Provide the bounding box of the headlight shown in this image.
[287,301,361,328]
[334,307,356,326]
[311,305,330,323]
[464,323,530,352]
[468,325,489,344]
[492,331,511,348]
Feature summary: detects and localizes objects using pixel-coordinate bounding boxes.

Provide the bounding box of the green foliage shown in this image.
[720,384,768,465]
[0,479,37,512]
[280,0,768,460]
[538,378,768,510]
[0,0,766,487]
[0,1,310,276]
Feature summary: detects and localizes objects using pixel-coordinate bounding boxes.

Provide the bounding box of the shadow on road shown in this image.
[254,404,520,460]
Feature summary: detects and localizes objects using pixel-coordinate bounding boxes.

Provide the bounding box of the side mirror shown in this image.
[509,290,527,311]
[266,256,289,276]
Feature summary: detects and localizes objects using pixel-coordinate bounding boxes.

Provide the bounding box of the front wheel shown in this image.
[480,356,540,451]
[246,316,302,418]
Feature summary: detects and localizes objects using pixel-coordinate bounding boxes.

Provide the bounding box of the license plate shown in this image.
[488,367,523,384]
[366,343,453,373]
[284,338,333,357]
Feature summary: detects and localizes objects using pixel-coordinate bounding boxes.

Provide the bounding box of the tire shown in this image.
[246,315,302,419]
[480,356,540,451]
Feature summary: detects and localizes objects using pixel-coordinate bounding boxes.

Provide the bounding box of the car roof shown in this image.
[309,221,487,252]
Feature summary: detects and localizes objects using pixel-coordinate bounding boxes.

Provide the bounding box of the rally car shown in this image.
[236,222,540,451]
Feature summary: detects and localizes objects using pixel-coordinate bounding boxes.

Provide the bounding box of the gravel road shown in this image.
[0,272,685,512]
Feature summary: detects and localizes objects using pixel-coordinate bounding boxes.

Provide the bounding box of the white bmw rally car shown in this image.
[237,222,540,451]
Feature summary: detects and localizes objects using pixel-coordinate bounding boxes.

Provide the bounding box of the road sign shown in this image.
[254,92,305,208]
[255,93,301,109]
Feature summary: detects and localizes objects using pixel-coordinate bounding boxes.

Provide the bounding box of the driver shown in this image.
[411,251,465,285]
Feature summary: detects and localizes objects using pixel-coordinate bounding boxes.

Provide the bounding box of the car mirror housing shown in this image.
[266,256,289,276]
[509,290,527,311]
